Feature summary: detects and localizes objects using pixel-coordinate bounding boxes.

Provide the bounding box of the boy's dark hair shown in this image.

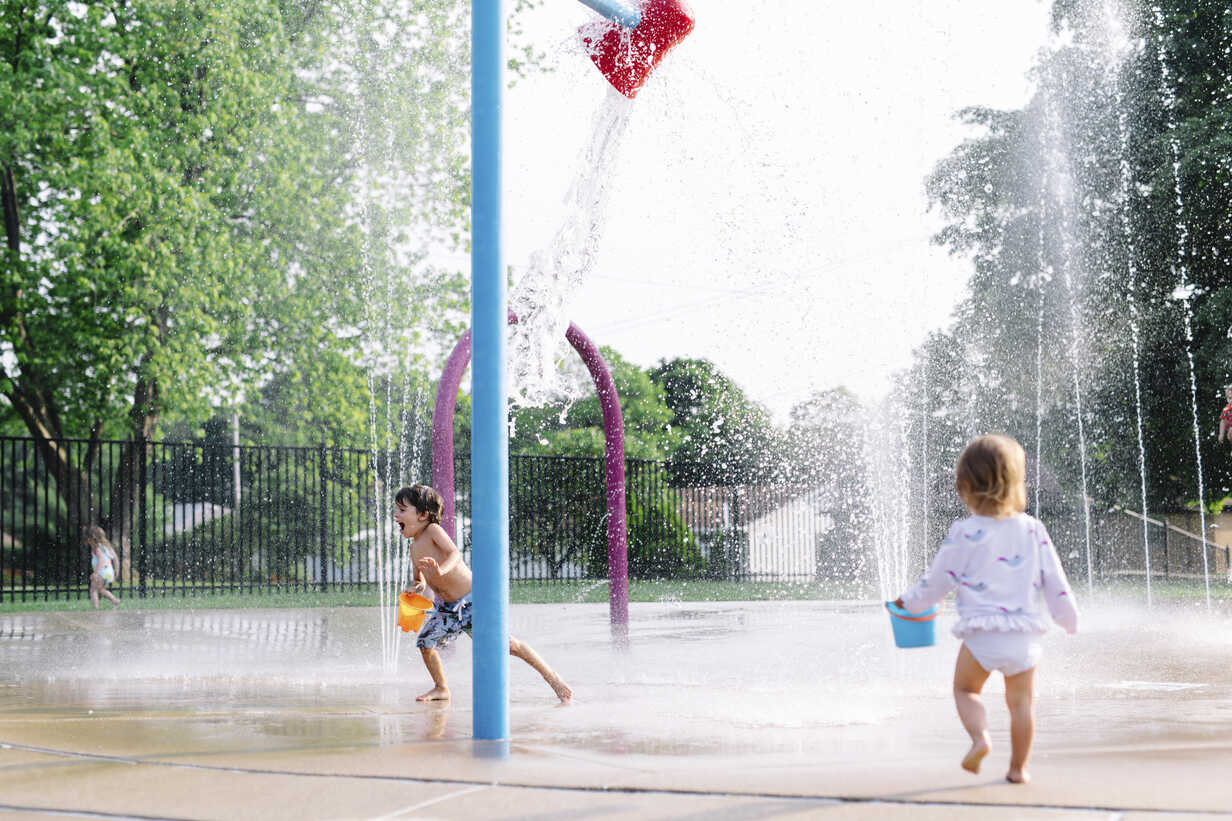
[395,484,443,524]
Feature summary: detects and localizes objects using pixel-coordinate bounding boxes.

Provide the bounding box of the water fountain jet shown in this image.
[1150,2,1212,607]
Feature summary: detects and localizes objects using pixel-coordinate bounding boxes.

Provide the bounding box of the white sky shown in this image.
[461,1,1053,420]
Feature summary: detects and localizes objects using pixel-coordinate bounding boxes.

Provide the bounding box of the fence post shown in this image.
[731,487,743,581]
[1162,524,1169,581]
[318,443,328,593]
[137,434,148,599]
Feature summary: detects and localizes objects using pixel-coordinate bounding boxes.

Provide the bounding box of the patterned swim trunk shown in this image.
[415,594,473,649]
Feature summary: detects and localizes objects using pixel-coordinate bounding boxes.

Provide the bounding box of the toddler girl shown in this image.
[894,434,1077,784]
[86,525,121,609]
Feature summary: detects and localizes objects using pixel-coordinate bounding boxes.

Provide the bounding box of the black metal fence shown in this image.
[922,495,1230,590]
[0,436,848,601]
[2,436,1225,602]
[1078,506,1231,584]
[0,436,385,601]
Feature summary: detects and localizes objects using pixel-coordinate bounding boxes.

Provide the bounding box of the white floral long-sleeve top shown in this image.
[900,513,1078,638]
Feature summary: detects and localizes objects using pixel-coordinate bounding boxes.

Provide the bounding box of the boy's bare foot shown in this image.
[547,674,572,704]
[1006,769,1030,784]
[416,686,451,702]
[961,734,991,774]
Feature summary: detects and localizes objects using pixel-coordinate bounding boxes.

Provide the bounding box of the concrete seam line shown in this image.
[1,741,1228,817]
[364,785,490,821]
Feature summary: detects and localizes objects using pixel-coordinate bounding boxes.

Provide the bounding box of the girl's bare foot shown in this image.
[416,686,451,702]
[547,673,573,703]
[1006,769,1030,784]
[961,733,991,774]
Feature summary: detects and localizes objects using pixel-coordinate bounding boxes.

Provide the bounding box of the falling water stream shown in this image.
[1103,0,1154,605]
[867,408,914,601]
[897,403,916,586]
[1152,3,1211,608]
[918,343,930,568]
[363,338,422,672]
[372,383,425,672]
[509,90,634,408]
[1034,186,1048,516]
[1060,214,1095,597]
[1041,69,1095,595]
[354,175,426,672]
[962,343,978,443]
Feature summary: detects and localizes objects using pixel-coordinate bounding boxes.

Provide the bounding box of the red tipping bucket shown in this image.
[580,0,695,98]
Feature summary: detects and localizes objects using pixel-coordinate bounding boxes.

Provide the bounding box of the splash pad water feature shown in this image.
[878,0,1232,612]
[3,599,1232,817]
[7,1,1232,817]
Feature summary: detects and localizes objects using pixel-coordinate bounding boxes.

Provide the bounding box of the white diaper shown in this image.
[962,629,1042,676]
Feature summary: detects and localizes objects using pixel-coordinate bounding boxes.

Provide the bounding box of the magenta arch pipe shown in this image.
[431,310,628,627]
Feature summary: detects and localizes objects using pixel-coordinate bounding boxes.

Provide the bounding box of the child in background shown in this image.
[86,525,121,609]
[1218,385,1232,444]
[393,484,572,704]
[894,434,1077,784]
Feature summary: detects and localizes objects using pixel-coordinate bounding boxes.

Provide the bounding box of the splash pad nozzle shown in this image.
[579,0,695,98]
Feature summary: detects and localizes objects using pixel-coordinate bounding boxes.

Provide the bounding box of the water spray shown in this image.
[467,0,694,745]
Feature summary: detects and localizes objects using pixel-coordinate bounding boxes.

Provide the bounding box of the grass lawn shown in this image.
[1093,576,1232,607]
[2,577,1229,614]
[0,579,860,613]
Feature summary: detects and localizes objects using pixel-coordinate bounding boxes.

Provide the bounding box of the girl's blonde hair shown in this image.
[955,435,1027,517]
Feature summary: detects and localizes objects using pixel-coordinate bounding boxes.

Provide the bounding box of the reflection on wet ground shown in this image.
[4,598,1231,757]
[2,598,1232,817]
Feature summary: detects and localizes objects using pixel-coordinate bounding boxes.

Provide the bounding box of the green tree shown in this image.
[2,0,347,566]
[922,0,1232,515]
[509,347,678,460]
[649,357,784,485]
[0,0,499,570]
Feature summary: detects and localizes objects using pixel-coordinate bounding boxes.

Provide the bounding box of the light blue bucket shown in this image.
[885,600,943,648]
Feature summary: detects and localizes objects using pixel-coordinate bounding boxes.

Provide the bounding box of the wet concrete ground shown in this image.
[1,598,1231,819]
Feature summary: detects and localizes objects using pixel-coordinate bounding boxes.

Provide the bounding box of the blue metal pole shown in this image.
[471,0,509,743]
[577,0,641,28]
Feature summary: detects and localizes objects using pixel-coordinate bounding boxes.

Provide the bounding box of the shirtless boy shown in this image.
[394,484,572,703]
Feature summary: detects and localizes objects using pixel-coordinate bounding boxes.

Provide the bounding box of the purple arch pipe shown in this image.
[431,311,628,626]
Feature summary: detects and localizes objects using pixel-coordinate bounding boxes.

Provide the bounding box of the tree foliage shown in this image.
[0,0,493,561]
[649,357,783,485]
[920,0,1232,514]
[508,347,678,460]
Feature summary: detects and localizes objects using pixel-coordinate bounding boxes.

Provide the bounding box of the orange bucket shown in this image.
[397,592,435,633]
